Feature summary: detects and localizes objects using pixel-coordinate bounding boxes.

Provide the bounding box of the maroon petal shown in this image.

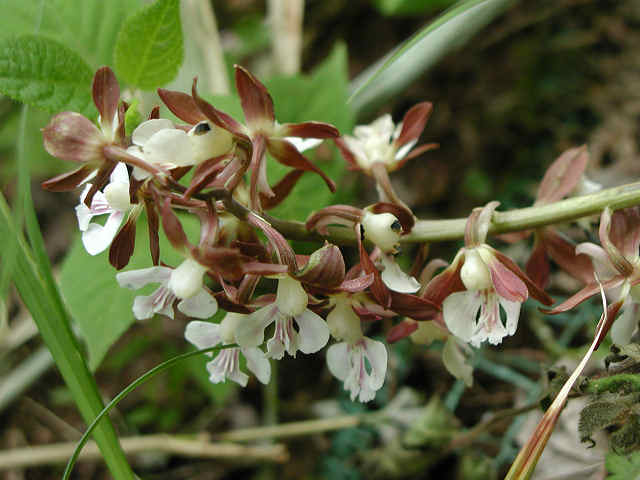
[92,67,120,129]
[488,256,528,303]
[279,121,339,139]
[422,253,465,306]
[158,88,206,125]
[261,169,305,210]
[334,137,362,171]
[184,153,230,198]
[267,137,336,192]
[84,162,116,207]
[599,207,635,277]
[606,207,640,265]
[192,78,249,141]
[542,276,624,314]
[306,205,363,235]
[145,198,160,265]
[542,228,594,285]
[370,202,415,233]
[161,199,190,253]
[594,297,625,350]
[339,273,375,293]
[525,236,550,289]
[242,261,289,276]
[41,165,94,191]
[389,291,439,320]
[387,320,419,343]
[295,243,346,288]
[536,145,589,204]
[193,246,249,281]
[246,212,297,272]
[108,215,136,270]
[396,142,439,169]
[357,224,391,308]
[42,112,104,163]
[395,102,433,149]
[249,134,271,210]
[234,65,275,127]
[491,248,553,306]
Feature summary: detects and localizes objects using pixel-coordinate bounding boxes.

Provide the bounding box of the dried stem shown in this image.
[268,0,304,75]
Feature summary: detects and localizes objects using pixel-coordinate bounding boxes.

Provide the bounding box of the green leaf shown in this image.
[606,452,640,479]
[372,0,456,16]
[350,0,515,116]
[0,0,138,69]
[124,99,143,136]
[0,35,95,116]
[60,214,200,370]
[114,0,183,90]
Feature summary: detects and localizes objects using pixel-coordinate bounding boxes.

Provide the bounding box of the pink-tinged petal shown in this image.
[389,291,439,321]
[157,88,206,125]
[386,320,419,343]
[191,78,249,141]
[206,349,248,386]
[525,236,550,289]
[370,161,405,207]
[248,134,271,209]
[339,273,375,293]
[542,276,625,314]
[266,138,336,193]
[242,261,289,276]
[295,243,346,289]
[542,228,594,284]
[394,102,433,150]
[491,249,554,306]
[464,201,500,247]
[279,121,339,139]
[488,257,528,303]
[242,347,271,384]
[92,66,120,132]
[41,165,95,192]
[116,266,172,290]
[193,246,249,281]
[246,212,297,272]
[42,112,104,163]
[536,145,589,203]
[443,291,482,344]
[185,154,230,198]
[442,337,473,387]
[607,207,640,264]
[82,210,124,255]
[184,320,222,351]
[334,137,363,171]
[370,202,415,233]
[380,254,421,293]
[178,289,218,319]
[306,205,363,235]
[132,286,175,320]
[326,342,350,381]
[234,65,275,126]
[599,207,634,276]
[161,199,189,254]
[131,119,173,146]
[234,304,278,348]
[295,309,330,354]
[260,169,305,210]
[422,252,465,306]
[362,337,388,392]
[611,301,640,346]
[357,225,391,308]
[108,213,137,270]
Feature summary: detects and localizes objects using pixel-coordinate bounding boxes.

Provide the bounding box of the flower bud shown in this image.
[275,276,308,317]
[168,258,208,299]
[460,248,492,291]
[188,121,234,164]
[327,296,363,344]
[103,180,131,212]
[361,211,402,253]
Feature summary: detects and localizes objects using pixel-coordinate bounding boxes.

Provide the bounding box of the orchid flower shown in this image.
[185,314,270,387]
[75,162,135,255]
[425,202,552,347]
[325,294,388,402]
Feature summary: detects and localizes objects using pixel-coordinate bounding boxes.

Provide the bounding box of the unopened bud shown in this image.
[168,258,208,299]
[361,211,402,253]
[460,248,492,291]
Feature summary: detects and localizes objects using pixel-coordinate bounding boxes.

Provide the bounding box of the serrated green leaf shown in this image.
[60,214,200,370]
[0,0,138,69]
[114,0,183,90]
[0,35,95,116]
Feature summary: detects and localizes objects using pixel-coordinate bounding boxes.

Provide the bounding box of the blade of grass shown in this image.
[349,0,516,116]
[0,193,135,479]
[62,345,232,479]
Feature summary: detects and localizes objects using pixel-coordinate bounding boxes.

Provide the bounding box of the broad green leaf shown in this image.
[350,0,515,115]
[0,0,139,69]
[114,0,183,90]
[0,35,95,116]
[606,452,640,479]
[373,0,456,16]
[60,214,200,370]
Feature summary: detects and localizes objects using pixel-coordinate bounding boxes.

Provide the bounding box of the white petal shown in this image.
[612,302,640,345]
[284,137,322,153]
[75,202,93,232]
[184,321,222,352]
[380,255,421,293]
[81,211,125,255]
[575,242,618,281]
[499,296,521,336]
[442,336,473,387]
[326,342,350,381]
[362,337,387,391]
[394,139,417,161]
[131,119,173,146]
[177,288,218,319]
[144,129,194,167]
[294,309,330,354]
[132,287,175,320]
[109,162,130,184]
[443,291,482,344]
[116,266,172,290]
[206,349,248,387]
[234,305,278,348]
[243,347,271,384]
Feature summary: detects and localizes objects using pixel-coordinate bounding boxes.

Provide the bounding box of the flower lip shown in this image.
[460,249,492,291]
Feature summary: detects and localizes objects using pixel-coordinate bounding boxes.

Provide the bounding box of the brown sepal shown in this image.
[387,320,419,343]
[92,67,120,131]
[422,253,465,306]
[357,224,391,308]
[161,199,189,253]
[395,102,433,148]
[261,169,305,210]
[295,243,346,288]
[234,65,275,126]
[192,78,249,142]
[108,216,136,270]
[145,198,160,265]
[389,291,440,321]
[536,145,589,204]
[542,276,624,315]
[491,248,553,306]
[158,88,206,125]
[84,161,116,207]
[42,112,103,163]
[280,121,339,139]
[542,228,594,285]
[41,165,94,191]
[334,137,361,171]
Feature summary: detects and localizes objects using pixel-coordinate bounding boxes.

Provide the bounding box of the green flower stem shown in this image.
[268,182,640,245]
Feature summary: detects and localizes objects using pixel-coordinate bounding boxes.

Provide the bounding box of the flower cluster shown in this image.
[42,65,634,403]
